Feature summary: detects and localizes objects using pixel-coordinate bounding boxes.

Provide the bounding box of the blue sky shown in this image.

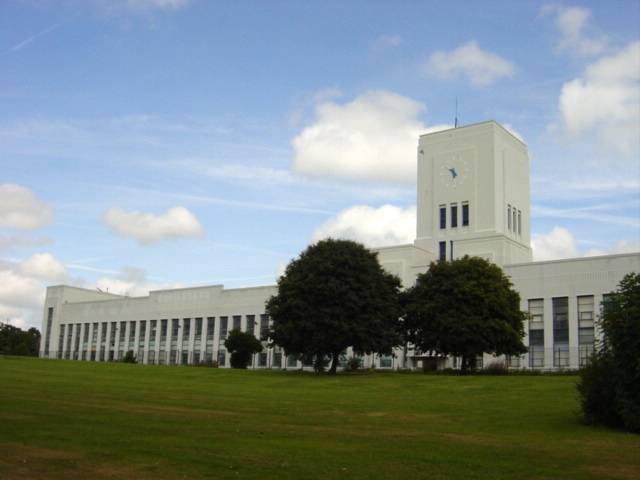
[1,0,639,328]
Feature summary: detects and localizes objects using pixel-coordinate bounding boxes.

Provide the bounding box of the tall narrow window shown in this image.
[439,241,446,261]
[462,202,469,226]
[507,204,512,231]
[246,315,255,334]
[528,299,544,368]
[553,297,569,367]
[259,314,270,340]
[233,315,241,331]
[578,296,595,366]
[513,209,517,235]
[439,205,446,229]
[450,203,458,228]
[518,210,522,236]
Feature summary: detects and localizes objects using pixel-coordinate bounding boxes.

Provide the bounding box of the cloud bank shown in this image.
[103,206,204,244]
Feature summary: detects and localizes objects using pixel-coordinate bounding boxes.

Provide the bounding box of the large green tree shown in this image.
[403,256,527,374]
[0,323,41,356]
[578,273,640,432]
[266,239,402,374]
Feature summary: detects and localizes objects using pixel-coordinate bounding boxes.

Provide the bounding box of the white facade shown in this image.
[40,121,640,370]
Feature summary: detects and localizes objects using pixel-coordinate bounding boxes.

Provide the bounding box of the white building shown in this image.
[40,121,639,370]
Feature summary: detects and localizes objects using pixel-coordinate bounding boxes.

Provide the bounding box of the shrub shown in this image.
[578,273,640,432]
[122,350,137,363]
[482,361,509,375]
[224,329,262,369]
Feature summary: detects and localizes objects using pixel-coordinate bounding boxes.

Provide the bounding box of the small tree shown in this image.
[578,273,640,432]
[225,329,263,369]
[267,239,402,374]
[403,256,527,374]
[122,350,137,363]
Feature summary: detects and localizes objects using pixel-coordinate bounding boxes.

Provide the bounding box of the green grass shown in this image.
[0,357,638,480]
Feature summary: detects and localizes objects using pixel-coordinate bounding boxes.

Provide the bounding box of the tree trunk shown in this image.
[460,355,469,375]
[328,351,339,375]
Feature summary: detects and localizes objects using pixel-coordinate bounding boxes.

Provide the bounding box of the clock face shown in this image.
[439,154,470,188]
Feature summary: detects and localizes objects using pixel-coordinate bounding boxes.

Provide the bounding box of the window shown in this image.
[217,349,226,366]
[119,321,126,342]
[578,296,595,366]
[206,317,215,340]
[195,318,203,339]
[517,210,522,236]
[83,323,89,343]
[439,205,446,229]
[273,352,282,368]
[450,204,458,228]
[507,204,512,231]
[219,317,228,340]
[171,319,179,343]
[439,241,446,262]
[259,314,269,340]
[149,320,157,346]
[233,315,241,331]
[44,307,54,355]
[183,318,191,341]
[246,315,255,334]
[287,355,298,368]
[379,355,392,368]
[258,352,268,367]
[462,202,469,226]
[528,299,544,368]
[553,297,569,367]
[160,319,168,343]
[513,209,517,235]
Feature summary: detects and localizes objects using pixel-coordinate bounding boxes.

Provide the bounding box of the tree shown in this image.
[403,256,527,374]
[0,323,41,356]
[224,328,263,369]
[266,239,402,374]
[578,273,640,432]
[122,350,137,363]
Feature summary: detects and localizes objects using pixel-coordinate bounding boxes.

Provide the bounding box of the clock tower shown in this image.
[414,120,532,266]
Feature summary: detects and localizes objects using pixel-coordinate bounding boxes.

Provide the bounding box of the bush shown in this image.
[578,273,640,432]
[122,350,137,363]
[224,329,262,369]
[482,361,509,375]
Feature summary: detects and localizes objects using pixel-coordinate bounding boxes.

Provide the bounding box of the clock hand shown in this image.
[448,167,458,179]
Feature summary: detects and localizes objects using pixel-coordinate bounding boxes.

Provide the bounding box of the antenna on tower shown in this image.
[454,97,458,128]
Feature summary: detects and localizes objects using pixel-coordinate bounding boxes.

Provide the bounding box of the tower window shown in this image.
[513,209,517,235]
[507,204,512,231]
[462,202,469,226]
[518,210,522,236]
[439,205,446,229]
[439,241,446,261]
[451,204,458,228]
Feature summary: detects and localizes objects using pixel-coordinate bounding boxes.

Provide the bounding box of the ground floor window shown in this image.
[273,352,282,368]
[287,355,298,368]
[258,352,268,367]
[148,350,156,364]
[379,355,392,368]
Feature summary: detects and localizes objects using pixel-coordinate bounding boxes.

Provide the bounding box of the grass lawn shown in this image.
[0,356,638,479]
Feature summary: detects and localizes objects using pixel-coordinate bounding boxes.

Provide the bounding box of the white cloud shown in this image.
[124,0,190,10]
[95,267,181,297]
[0,184,53,230]
[292,91,449,183]
[424,41,515,87]
[558,41,640,155]
[531,226,579,261]
[0,270,45,309]
[103,206,204,244]
[312,204,416,248]
[19,253,67,282]
[532,226,639,261]
[542,5,608,57]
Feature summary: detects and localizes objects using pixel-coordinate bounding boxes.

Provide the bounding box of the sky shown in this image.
[1,0,639,329]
